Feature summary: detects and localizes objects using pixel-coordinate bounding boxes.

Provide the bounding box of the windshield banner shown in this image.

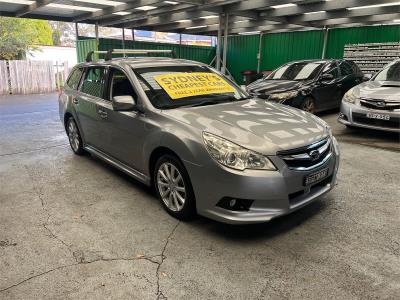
[154,72,235,99]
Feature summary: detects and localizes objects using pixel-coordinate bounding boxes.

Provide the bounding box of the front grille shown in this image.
[352,112,400,129]
[277,138,332,170]
[360,98,400,111]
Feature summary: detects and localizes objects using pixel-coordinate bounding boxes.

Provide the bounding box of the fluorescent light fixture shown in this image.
[394,19,400,22]
[186,25,207,29]
[234,20,249,23]
[348,2,400,10]
[75,0,123,6]
[239,31,261,35]
[0,0,33,4]
[271,3,296,9]
[200,15,219,19]
[164,1,178,4]
[304,10,325,15]
[176,19,190,23]
[113,11,131,15]
[46,3,100,12]
[135,5,157,11]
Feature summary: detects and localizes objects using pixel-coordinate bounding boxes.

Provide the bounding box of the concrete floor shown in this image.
[0,93,399,299]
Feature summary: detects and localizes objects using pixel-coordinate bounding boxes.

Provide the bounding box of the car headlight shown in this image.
[343,89,357,104]
[268,91,298,102]
[202,132,276,171]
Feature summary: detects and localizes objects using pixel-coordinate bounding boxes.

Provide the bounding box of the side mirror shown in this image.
[363,74,372,81]
[112,95,136,111]
[320,73,334,82]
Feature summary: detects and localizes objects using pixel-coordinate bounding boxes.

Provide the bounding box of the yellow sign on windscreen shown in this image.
[154,72,236,99]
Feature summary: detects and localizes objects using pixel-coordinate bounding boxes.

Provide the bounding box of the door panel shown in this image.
[94,67,147,172]
[312,63,342,111]
[75,66,108,147]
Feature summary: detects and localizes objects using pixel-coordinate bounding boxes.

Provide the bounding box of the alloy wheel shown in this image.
[156,162,186,212]
[302,98,315,113]
[68,120,80,152]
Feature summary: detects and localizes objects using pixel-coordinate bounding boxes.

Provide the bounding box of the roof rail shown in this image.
[104,49,176,61]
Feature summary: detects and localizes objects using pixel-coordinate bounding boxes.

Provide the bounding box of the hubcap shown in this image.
[157,162,186,212]
[68,120,80,152]
[303,99,314,113]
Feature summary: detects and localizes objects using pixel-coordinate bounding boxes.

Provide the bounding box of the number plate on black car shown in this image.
[304,168,328,186]
[366,113,390,121]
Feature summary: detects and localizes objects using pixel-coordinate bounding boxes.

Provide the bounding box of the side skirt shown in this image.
[84,145,151,186]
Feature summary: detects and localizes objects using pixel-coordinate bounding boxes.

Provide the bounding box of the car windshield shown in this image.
[373,61,400,82]
[267,62,324,81]
[133,65,249,109]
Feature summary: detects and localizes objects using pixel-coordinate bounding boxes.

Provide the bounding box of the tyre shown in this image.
[300,97,315,113]
[66,117,85,155]
[154,154,196,220]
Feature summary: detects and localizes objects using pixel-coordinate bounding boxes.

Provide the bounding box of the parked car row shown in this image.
[247,59,400,133]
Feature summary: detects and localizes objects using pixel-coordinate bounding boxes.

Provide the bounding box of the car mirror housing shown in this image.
[363,74,372,81]
[112,95,137,111]
[319,73,334,81]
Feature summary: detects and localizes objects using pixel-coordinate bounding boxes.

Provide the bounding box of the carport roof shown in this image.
[1,0,400,35]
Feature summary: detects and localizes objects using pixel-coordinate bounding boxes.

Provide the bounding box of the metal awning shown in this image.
[0,0,399,35]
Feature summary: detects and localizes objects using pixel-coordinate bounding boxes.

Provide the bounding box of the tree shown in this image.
[0,17,53,60]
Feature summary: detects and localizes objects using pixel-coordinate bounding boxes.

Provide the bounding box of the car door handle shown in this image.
[72,97,78,104]
[97,108,108,119]
[337,83,343,87]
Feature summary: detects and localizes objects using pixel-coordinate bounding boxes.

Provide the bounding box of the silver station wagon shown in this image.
[59,49,340,224]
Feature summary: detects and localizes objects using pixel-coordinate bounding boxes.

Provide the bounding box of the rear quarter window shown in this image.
[66,68,83,90]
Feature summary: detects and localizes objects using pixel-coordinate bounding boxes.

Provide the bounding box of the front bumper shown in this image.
[339,101,400,133]
[185,138,340,224]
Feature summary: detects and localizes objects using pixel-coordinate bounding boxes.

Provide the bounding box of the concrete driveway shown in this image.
[0,94,399,299]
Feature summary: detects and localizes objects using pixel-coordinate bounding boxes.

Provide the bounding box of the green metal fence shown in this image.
[76,37,215,65]
[325,25,400,58]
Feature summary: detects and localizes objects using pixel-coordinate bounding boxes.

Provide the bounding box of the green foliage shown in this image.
[0,17,53,60]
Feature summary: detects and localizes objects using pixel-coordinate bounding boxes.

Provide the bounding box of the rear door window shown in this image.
[80,67,107,98]
[66,68,83,90]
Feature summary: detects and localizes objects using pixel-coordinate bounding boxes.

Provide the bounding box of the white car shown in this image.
[338,59,400,132]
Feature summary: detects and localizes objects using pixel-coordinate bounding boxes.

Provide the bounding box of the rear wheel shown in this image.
[301,97,315,114]
[154,155,196,220]
[66,117,85,155]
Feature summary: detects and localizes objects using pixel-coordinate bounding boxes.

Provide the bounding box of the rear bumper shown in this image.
[339,102,400,133]
[185,137,340,224]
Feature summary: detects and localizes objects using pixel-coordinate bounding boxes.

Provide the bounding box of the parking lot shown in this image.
[0,93,399,299]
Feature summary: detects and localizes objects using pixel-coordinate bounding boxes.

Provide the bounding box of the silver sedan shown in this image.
[339,59,400,132]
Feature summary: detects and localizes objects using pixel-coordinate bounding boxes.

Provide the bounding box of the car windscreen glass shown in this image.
[268,62,323,81]
[133,65,248,109]
[373,61,400,82]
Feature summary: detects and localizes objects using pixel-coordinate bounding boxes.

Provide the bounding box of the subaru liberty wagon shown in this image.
[59,50,340,224]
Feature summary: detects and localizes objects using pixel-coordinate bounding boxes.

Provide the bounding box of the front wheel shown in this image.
[300,97,315,114]
[154,155,196,220]
[66,117,85,155]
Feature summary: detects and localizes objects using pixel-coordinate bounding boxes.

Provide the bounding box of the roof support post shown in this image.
[321,26,329,59]
[75,22,79,41]
[216,14,222,71]
[257,32,263,73]
[95,22,99,44]
[222,13,229,75]
[122,28,125,49]
[179,33,182,58]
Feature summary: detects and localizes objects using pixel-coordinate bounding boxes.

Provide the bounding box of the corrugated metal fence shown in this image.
[76,38,216,65]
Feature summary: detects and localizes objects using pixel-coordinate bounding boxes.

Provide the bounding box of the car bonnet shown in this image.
[162,99,329,155]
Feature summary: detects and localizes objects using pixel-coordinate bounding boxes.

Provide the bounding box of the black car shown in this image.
[247,59,364,113]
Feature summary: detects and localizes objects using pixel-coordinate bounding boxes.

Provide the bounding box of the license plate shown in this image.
[366,113,390,121]
[304,168,328,186]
